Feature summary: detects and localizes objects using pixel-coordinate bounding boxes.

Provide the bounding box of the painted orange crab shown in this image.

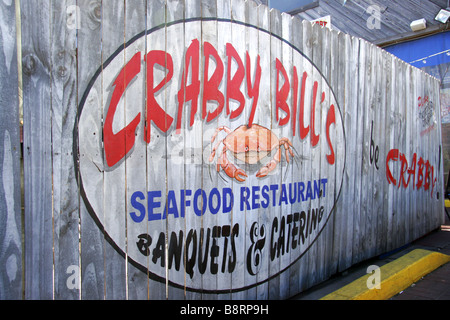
[208,124,294,182]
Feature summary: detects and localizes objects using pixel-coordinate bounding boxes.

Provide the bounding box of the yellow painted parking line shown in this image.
[321,249,450,300]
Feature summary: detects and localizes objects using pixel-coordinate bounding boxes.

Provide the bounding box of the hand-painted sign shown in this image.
[75,19,345,293]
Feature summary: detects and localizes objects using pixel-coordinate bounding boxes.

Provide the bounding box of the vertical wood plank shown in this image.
[267,6,281,300]
[183,0,202,301]
[228,0,247,300]
[403,59,412,246]
[374,46,387,257]
[51,0,80,300]
[166,0,186,300]
[351,37,365,265]
[124,0,149,300]
[215,0,232,300]
[278,10,292,300]
[256,1,270,300]
[319,23,335,283]
[304,22,321,291]
[287,14,303,299]
[101,0,127,300]
[77,0,105,300]
[385,53,397,253]
[297,19,312,292]
[334,31,348,273]
[339,34,359,271]
[21,0,54,300]
[361,42,374,260]
[0,0,22,299]
[199,0,219,300]
[145,0,167,300]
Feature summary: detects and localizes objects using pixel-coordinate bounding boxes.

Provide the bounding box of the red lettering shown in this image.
[226,43,245,120]
[310,82,320,147]
[386,149,399,186]
[386,149,436,198]
[103,52,142,168]
[176,39,200,133]
[398,153,409,188]
[299,71,309,139]
[275,58,290,127]
[292,67,298,137]
[408,153,417,189]
[325,104,336,165]
[102,39,344,171]
[431,166,436,197]
[424,160,431,190]
[203,41,225,122]
[145,50,174,143]
[416,157,424,189]
[246,52,261,128]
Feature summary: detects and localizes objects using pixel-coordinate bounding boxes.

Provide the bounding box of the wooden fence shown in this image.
[0,0,444,299]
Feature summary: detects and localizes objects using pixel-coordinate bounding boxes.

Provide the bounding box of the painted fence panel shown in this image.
[1,0,444,299]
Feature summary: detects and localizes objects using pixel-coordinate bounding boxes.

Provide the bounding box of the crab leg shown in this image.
[256,148,282,178]
[256,138,295,178]
[208,139,222,162]
[209,126,232,162]
[210,126,231,143]
[279,138,294,163]
[218,146,247,182]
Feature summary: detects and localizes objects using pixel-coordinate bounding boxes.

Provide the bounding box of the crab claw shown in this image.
[222,163,248,182]
[234,169,248,182]
[256,159,278,178]
[256,167,268,178]
[218,146,248,182]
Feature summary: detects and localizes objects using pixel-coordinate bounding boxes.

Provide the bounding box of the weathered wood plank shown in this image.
[144,0,168,300]
[351,36,365,265]
[373,45,387,258]
[21,0,54,300]
[327,27,342,277]
[267,6,281,300]
[214,0,232,300]
[77,0,105,300]
[51,0,80,300]
[124,0,149,300]
[0,0,22,300]
[255,1,271,300]
[287,14,303,299]
[385,53,397,253]
[101,0,127,300]
[297,19,312,293]
[228,0,247,300]
[334,30,349,273]
[278,10,292,300]
[319,23,335,284]
[199,0,219,301]
[337,34,359,271]
[165,0,187,300]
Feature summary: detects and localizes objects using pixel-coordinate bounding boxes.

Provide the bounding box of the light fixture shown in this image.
[410,18,427,32]
[435,9,450,23]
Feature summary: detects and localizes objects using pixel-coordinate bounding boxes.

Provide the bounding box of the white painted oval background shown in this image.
[77,19,345,292]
